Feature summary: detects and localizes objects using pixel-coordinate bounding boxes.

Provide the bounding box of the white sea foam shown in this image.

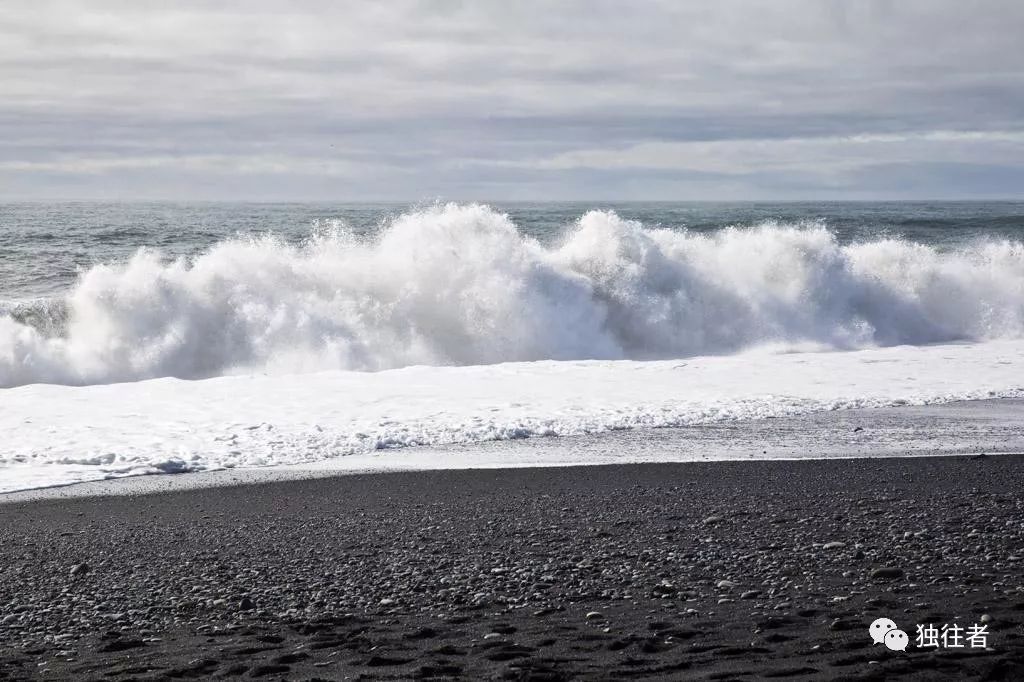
[2,203,1024,387]
[4,203,1024,493]
[1,339,1023,493]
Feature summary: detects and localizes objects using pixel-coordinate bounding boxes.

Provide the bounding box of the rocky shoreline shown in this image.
[2,455,1024,680]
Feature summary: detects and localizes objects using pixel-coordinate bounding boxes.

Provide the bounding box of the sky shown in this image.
[2,0,1023,201]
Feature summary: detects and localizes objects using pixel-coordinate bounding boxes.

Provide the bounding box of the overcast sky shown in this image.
[2,0,1023,201]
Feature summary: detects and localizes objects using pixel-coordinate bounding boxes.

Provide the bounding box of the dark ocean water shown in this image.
[3,201,1024,299]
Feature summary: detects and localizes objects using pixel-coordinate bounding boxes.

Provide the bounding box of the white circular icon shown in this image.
[885,629,909,652]
[869,617,898,644]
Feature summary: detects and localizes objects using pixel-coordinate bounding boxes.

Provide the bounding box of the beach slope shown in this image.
[2,456,1024,680]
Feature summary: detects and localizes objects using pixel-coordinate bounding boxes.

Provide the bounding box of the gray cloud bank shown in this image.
[2,0,1023,200]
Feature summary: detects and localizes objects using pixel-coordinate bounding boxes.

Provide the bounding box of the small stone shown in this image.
[740,590,761,599]
[379,598,396,606]
[822,541,846,550]
[70,563,90,577]
[870,567,905,580]
[585,611,604,621]
[980,614,992,623]
[716,579,738,589]
[237,597,256,611]
[483,632,502,639]
[830,618,856,631]
[703,516,724,525]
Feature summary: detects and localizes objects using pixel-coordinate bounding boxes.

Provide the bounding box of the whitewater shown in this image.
[2,203,1024,492]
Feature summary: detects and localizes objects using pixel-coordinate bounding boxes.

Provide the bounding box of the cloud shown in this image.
[0,154,364,176]
[529,131,1024,175]
[1,0,1023,199]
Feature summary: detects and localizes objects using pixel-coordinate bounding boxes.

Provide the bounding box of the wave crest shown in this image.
[2,203,1024,387]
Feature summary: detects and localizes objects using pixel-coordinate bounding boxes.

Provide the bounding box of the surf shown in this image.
[2,202,1024,388]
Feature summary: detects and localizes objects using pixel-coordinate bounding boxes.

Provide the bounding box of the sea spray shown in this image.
[2,203,1023,387]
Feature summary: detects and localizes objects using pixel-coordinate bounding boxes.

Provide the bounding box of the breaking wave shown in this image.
[2,203,1024,387]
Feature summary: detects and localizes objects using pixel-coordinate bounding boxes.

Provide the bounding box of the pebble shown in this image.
[70,563,90,577]
[3,455,1020,682]
[870,567,905,580]
[829,618,856,631]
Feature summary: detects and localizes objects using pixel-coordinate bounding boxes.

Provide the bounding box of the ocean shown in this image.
[2,201,1024,493]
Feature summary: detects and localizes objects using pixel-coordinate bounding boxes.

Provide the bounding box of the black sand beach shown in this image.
[3,455,1024,681]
